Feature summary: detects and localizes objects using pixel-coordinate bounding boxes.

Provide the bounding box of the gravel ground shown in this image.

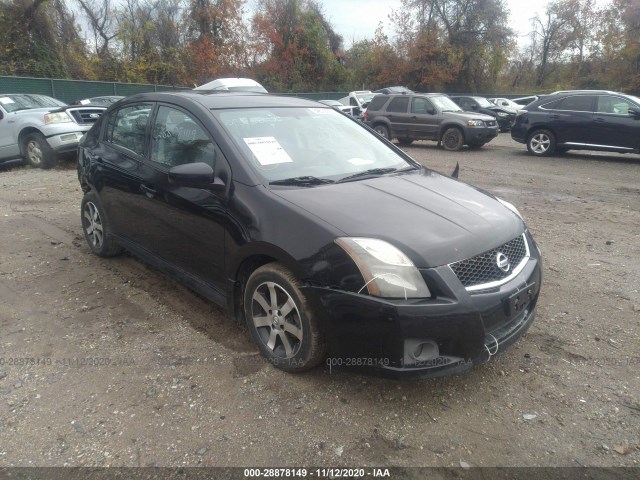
[0,134,638,468]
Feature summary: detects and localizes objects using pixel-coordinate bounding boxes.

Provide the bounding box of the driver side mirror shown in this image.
[629,107,640,117]
[0,110,3,120]
[427,107,436,115]
[470,104,478,110]
[168,162,224,191]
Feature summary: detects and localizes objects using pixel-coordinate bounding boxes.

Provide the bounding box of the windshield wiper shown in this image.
[270,176,335,186]
[337,167,399,183]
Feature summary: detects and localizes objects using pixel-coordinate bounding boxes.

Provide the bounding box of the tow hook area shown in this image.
[484,333,499,360]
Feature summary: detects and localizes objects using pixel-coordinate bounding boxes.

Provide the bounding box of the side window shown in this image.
[150,106,215,168]
[555,95,594,112]
[105,104,152,155]
[349,97,358,107]
[458,98,472,110]
[411,97,433,114]
[596,96,633,115]
[367,96,388,111]
[386,97,409,113]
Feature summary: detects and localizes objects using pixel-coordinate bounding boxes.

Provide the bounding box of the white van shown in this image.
[194,78,268,93]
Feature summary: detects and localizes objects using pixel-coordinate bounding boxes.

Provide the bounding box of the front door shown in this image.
[591,95,640,150]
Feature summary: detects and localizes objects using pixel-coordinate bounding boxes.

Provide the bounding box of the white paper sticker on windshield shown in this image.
[0,97,15,105]
[80,99,91,105]
[348,157,374,166]
[244,137,293,166]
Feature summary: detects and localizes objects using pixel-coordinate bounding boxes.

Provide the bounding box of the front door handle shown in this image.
[594,117,606,123]
[549,114,560,120]
[140,184,156,198]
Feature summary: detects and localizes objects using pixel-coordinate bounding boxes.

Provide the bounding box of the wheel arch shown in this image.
[439,123,466,141]
[228,244,306,324]
[18,127,45,155]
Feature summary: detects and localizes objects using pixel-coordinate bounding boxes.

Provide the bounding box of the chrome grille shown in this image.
[450,234,528,288]
[67,107,105,125]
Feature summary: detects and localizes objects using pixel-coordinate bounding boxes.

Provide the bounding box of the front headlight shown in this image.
[496,197,524,220]
[496,112,509,117]
[467,120,484,127]
[335,237,431,299]
[44,111,73,124]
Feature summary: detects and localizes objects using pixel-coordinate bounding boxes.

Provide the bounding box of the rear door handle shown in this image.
[140,184,156,197]
[594,117,606,123]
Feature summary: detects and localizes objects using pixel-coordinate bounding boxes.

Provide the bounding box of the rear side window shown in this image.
[367,96,388,112]
[554,95,595,112]
[386,97,409,113]
[105,103,153,155]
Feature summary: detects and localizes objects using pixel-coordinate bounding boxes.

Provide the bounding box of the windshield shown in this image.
[473,97,493,108]
[0,94,66,113]
[430,96,462,112]
[217,107,413,184]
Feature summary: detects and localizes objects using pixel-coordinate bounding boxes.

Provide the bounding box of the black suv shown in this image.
[511,90,640,157]
[449,96,517,132]
[364,93,498,151]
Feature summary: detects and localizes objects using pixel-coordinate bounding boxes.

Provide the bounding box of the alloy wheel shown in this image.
[26,140,43,166]
[251,281,303,359]
[529,133,551,154]
[83,201,104,250]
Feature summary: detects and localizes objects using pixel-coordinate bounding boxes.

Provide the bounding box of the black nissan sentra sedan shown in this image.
[77,92,542,378]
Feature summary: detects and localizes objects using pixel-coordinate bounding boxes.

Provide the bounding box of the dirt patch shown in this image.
[0,136,639,467]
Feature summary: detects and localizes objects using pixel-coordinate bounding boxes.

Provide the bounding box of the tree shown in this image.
[251,0,347,91]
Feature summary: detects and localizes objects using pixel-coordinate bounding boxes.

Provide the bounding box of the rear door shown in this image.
[591,95,640,150]
[384,96,411,138]
[539,95,596,144]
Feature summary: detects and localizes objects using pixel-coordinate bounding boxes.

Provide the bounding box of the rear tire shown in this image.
[243,263,326,372]
[373,124,390,140]
[527,129,556,156]
[81,192,122,257]
[441,127,464,151]
[23,132,56,169]
[397,138,413,146]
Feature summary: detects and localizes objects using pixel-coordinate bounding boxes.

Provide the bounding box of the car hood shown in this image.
[11,107,64,116]
[443,111,496,122]
[271,170,524,268]
[487,106,517,114]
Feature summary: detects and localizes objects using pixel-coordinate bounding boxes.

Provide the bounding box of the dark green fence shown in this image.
[0,76,191,104]
[0,75,350,103]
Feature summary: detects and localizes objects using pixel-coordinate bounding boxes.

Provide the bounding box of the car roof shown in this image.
[117,91,327,110]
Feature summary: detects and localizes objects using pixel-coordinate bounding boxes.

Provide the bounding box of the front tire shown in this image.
[81,192,122,257]
[243,263,326,372]
[441,127,464,151]
[23,132,56,169]
[527,129,556,156]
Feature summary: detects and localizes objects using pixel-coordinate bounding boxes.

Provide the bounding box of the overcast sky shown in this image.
[316,0,550,47]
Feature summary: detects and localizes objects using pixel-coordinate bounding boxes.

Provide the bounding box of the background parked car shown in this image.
[364,92,499,150]
[0,93,105,168]
[318,99,357,116]
[373,86,413,95]
[449,95,516,132]
[193,77,268,93]
[488,97,521,109]
[73,95,124,106]
[337,90,377,116]
[512,95,540,106]
[511,89,640,156]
